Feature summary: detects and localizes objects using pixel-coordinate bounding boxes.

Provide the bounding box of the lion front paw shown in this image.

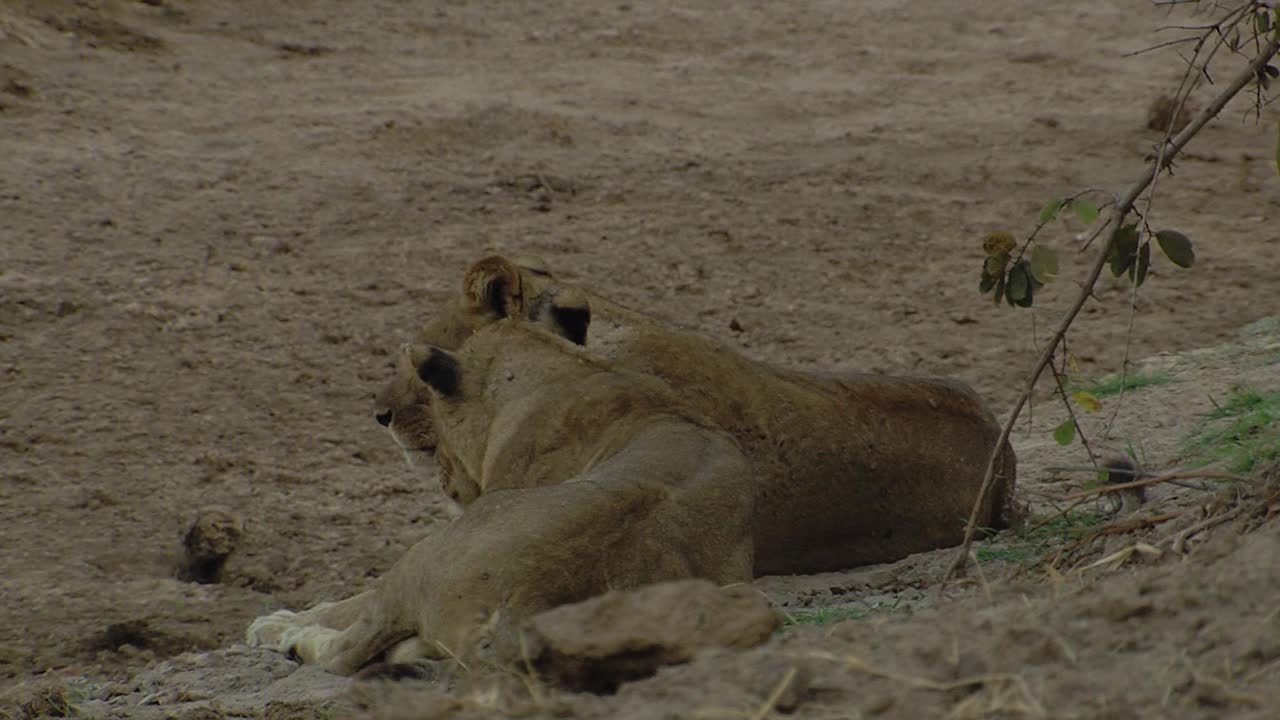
[280,625,340,665]
[245,609,298,650]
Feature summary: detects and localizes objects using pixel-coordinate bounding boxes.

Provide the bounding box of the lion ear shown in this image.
[417,348,461,397]
[463,256,523,318]
[545,290,590,345]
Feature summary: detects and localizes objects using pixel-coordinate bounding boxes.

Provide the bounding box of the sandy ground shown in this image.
[2,0,1279,718]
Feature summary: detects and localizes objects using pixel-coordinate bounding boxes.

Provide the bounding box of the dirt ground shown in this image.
[2,0,1279,718]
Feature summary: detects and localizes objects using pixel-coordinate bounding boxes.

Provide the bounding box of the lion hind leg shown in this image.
[386,636,430,664]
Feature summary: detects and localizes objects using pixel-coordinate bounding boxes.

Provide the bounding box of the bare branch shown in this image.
[940,28,1280,587]
[1125,35,1203,56]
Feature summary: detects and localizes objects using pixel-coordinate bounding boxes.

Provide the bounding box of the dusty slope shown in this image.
[12,318,1278,720]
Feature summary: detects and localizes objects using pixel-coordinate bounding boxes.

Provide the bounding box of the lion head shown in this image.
[373,256,590,464]
[405,310,694,504]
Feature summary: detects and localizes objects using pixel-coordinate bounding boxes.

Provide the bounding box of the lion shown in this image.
[378,255,1017,575]
[248,317,756,675]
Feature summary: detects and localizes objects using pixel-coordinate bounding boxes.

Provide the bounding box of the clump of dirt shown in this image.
[0,678,79,720]
[85,618,216,666]
[176,507,245,585]
[513,580,779,693]
[0,63,33,99]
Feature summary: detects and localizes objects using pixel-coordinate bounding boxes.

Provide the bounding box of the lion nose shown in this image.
[375,410,393,427]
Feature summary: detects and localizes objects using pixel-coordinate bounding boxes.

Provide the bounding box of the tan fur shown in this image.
[251,257,1018,675]
[385,255,1017,574]
[249,321,755,675]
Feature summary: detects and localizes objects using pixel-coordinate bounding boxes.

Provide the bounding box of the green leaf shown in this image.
[992,274,1005,306]
[1016,286,1034,307]
[1007,263,1029,302]
[1039,198,1063,224]
[1072,390,1102,413]
[979,272,996,293]
[1155,229,1195,268]
[1108,224,1139,277]
[1029,245,1059,283]
[1053,419,1077,446]
[1071,199,1099,225]
[1128,242,1151,287]
[1257,9,1272,34]
[1014,262,1034,307]
[984,252,1011,278]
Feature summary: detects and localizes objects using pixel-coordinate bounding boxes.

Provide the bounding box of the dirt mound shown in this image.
[514,580,779,693]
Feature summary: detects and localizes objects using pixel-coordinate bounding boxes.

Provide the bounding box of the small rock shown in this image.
[177,507,244,584]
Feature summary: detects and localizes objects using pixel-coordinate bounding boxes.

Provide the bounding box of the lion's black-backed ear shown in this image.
[540,289,590,345]
[549,304,590,345]
[417,349,460,397]
[463,256,523,318]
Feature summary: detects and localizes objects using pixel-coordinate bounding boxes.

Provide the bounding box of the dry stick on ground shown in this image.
[940,30,1280,588]
[1060,468,1248,501]
[1058,479,1279,567]
[801,651,1047,717]
[1048,511,1182,570]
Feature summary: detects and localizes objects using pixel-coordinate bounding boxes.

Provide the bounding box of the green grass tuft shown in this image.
[781,606,870,627]
[1184,387,1280,473]
[1068,369,1173,398]
[974,510,1105,565]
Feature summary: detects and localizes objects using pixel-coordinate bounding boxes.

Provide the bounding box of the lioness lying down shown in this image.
[249,317,756,674]
[249,257,1016,674]
[383,256,1017,574]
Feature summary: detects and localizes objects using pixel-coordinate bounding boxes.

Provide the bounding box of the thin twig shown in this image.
[750,667,798,720]
[1125,34,1203,56]
[941,29,1280,587]
[1106,5,1248,441]
[1048,359,1098,465]
[1062,468,1247,501]
[1048,512,1181,570]
[1021,496,1092,537]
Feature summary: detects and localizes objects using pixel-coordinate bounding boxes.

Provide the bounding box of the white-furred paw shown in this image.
[280,624,340,665]
[245,609,298,650]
